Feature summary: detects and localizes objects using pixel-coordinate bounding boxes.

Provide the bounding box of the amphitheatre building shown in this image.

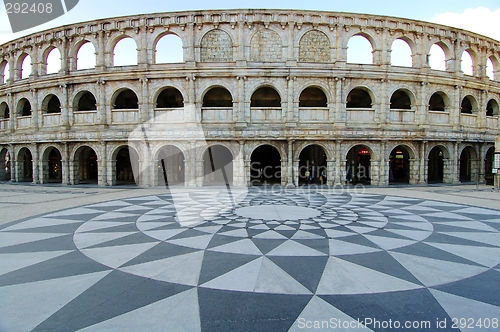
[0,9,499,187]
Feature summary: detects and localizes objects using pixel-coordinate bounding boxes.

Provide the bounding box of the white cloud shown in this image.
[432,7,500,41]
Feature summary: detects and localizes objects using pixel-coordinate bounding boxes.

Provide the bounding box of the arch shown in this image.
[20,53,32,79]
[0,147,11,181]
[298,144,327,185]
[486,57,495,80]
[459,146,478,182]
[156,87,184,108]
[114,146,139,185]
[113,88,138,109]
[0,102,10,119]
[74,91,97,111]
[346,88,373,108]
[76,41,96,70]
[203,87,233,108]
[346,145,372,184]
[250,29,283,62]
[251,86,281,107]
[17,147,33,182]
[389,145,411,184]
[299,87,327,107]
[203,144,234,185]
[427,145,449,183]
[155,33,183,64]
[460,95,478,114]
[17,98,32,116]
[74,145,98,184]
[486,99,499,117]
[428,92,448,112]
[461,49,474,76]
[41,146,62,183]
[157,145,185,186]
[485,146,495,185]
[42,94,61,114]
[347,34,373,64]
[429,43,446,71]
[299,30,331,62]
[45,47,61,75]
[391,38,413,67]
[390,89,412,109]
[250,144,281,185]
[113,37,138,66]
[200,29,233,62]
[1,60,10,83]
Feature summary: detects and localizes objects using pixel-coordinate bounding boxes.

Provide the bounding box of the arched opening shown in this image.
[46,47,61,74]
[20,54,32,79]
[298,145,327,185]
[18,98,32,116]
[156,88,184,108]
[346,145,371,185]
[461,50,474,76]
[299,87,327,107]
[250,145,281,185]
[203,145,233,185]
[155,34,183,63]
[251,87,281,107]
[389,146,410,184]
[486,99,499,117]
[113,37,138,66]
[116,147,139,185]
[157,145,185,186]
[75,91,97,111]
[390,90,412,109]
[0,102,9,119]
[1,61,10,83]
[428,146,446,184]
[203,87,233,107]
[391,39,412,67]
[17,148,33,182]
[75,146,98,184]
[486,57,495,80]
[0,148,11,181]
[114,89,138,109]
[347,35,373,64]
[460,96,476,114]
[43,95,61,114]
[429,44,446,71]
[460,146,478,183]
[43,147,62,183]
[429,92,446,112]
[485,147,495,185]
[76,42,96,70]
[346,88,372,108]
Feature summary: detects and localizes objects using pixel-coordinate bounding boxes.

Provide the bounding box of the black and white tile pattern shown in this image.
[0,188,499,331]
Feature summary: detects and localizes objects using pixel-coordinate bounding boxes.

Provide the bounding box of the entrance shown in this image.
[298,145,327,184]
[0,149,10,181]
[389,146,410,184]
[460,146,477,183]
[203,145,233,185]
[47,148,62,183]
[76,146,98,184]
[250,145,281,185]
[346,145,371,184]
[18,148,33,182]
[157,145,185,186]
[428,146,445,183]
[485,147,495,185]
[116,147,139,185]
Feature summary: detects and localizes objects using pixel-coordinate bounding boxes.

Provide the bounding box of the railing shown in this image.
[428,111,450,125]
[486,116,499,129]
[73,110,97,125]
[389,109,415,123]
[460,113,477,127]
[111,109,138,123]
[17,116,32,128]
[346,108,375,122]
[299,108,328,122]
[43,113,61,126]
[153,108,184,122]
[201,107,233,123]
[0,119,8,130]
[250,107,282,123]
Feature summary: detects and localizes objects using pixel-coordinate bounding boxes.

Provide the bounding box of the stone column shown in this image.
[60,84,69,127]
[189,140,197,187]
[287,139,294,186]
[31,88,40,129]
[60,37,69,75]
[334,140,342,185]
[9,144,16,182]
[235,76,246,127]
[419,141,427,184]
[409,158,419,185]
[334,77,345,125]
[138,25,148,70]
[62,143,70,185]
[96,79,107,125]
[32,143,39,184]
[416,82,428,126]
[234,140,246,187]
[452,141,460,183]
[286,76,296,126]
[451,85,460,130]
[99,142,108,186]
[326,159,334,186]
[139,77,150,122]
[95,31,106,71]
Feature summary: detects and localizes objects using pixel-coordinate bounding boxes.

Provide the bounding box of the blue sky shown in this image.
[0,0,499,44]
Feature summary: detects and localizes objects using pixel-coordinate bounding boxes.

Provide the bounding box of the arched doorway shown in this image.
[485,147,495,185]
[157,145,185,186]
[460,146,478,183]
[389,146,410,184]
[428,146,445,183]
[116,147,139,185]
[298,145,327,185]
[17,148,33,182]
[75,146,98,184]
[43,147,62,183]
[203,145,233,185]
[346,145,371,184]
[0,148,10,181]
[250,145,281,185]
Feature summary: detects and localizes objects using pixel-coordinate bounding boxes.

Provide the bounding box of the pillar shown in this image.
[287,139,294,186]
[419,141,427,184]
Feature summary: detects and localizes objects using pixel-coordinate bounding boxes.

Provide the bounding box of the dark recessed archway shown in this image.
[75,146,98,184]
[0,148,11,181]
[17,148,33,182]
[116,147,139,185]
[250,145,281,185]
[346,145,371,184]
[46,148,62,183]
[346,88,372,108]
[299,87,327,108]
[485,147,495,185]
[114,89,138,109]
[157,145,185,186]
[156,88,184,108]
[251,87,281,107]
[75,91,97,112]
[389,146,410,184]
[390,90,412,109]
[460,146,477,183]
[298,145,327,184]
[203,87,233,108]
[429,93,446,112]
[203,145,233,185]
[428,146,446,183]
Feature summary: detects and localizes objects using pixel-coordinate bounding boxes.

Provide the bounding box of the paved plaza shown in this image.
[0,183,499,331]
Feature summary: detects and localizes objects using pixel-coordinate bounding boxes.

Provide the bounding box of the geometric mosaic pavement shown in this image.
[0,188,499,331]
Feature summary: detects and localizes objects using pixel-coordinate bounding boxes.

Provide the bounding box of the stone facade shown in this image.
[0,9,499,187]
